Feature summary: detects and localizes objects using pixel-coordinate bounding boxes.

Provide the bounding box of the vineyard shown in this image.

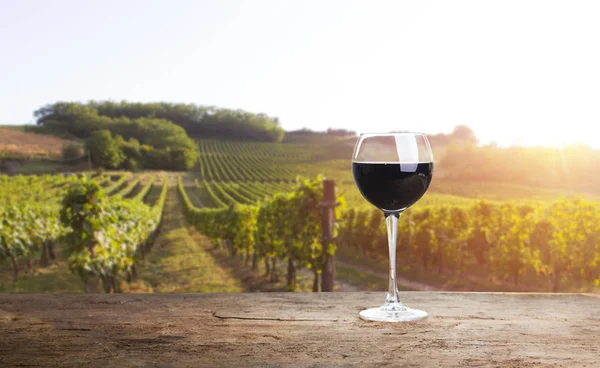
[185,139,600,292]
[179,175,343,291]
[193,139,596,211]
[193,139,326,207]
[339,199,600,292]
[0,172,168,292]
[0,169,351,293]
[2,138,600,293]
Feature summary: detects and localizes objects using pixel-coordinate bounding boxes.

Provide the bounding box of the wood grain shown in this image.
[1,292,599,367]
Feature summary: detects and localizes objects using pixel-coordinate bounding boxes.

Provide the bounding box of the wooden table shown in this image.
[1,292,599,367]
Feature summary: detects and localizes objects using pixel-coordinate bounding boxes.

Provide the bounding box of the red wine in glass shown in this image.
[352,133,433,322]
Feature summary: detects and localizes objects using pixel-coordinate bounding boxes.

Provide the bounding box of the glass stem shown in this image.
[385,212,401,305]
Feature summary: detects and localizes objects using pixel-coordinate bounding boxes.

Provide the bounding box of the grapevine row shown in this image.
[199,139,311,160]
[0,205,64,279]
[200,180,227,208]
[338,198,600,292]
[178,175,343,291]
[133,176,156,202]
[112,177,141,199]
[210,180,242,206]
[0,174,167,293]
[61,177,168,293]
[103,173,131,195]
[219,182,255,204]
[197,140,300,182]
[194,178,297,208]
[0,174,83,205]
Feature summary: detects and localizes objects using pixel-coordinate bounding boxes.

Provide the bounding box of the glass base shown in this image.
[359,302,428,322]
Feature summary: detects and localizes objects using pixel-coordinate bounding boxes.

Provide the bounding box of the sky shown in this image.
[1,0,600,147]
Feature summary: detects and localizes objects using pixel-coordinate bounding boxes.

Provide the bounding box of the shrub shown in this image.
[85,130,125,169]
[62,143,83,161]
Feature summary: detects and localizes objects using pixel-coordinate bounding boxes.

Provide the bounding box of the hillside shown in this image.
[0,127,79,158]
[3,138,600,295]
[193,138,600,210]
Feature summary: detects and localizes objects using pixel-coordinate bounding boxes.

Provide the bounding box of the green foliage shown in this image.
[133,177,156,202]
[35,103,199,171]
[35,101,285,142]
[59,177,167,293]
[178,175,344,291]
[61,143,83,161]
[197,139,319,183]
[0,205,65,280]
[0,175,76,279]
[338,197,600,292]
[112,177,141,199]
[86,130,126,169]
[0,174,81,206]
[103,173,131,195]
[8,132,600,295]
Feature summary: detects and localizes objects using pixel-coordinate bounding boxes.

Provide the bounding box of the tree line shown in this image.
[440,140,600,192]
[35,101,284,143]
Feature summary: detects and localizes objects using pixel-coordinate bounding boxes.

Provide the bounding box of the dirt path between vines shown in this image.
[134,186,243,293]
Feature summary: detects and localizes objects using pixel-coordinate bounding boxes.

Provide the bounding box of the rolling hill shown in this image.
[0,126,79,159]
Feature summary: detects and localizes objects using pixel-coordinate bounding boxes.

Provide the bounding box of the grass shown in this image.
[0,239,83,293]
[0,260,82,293]
[0,124,28,131]
[135,182,318,293]
[202,245,317,292]
[134,186,243,293]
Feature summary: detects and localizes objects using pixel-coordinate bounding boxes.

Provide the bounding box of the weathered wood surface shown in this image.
[1,292,599,367]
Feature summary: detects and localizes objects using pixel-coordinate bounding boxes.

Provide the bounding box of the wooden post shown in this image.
[320,179,337,292]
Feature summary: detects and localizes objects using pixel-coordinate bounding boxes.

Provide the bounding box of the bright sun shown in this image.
[476,127,600,149]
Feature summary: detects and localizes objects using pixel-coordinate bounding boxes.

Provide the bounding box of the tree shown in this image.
[451,125,477,144]
[120,138,141,159]
[86,130,125,169]
[62,143,83,161]
[36,101,285,142]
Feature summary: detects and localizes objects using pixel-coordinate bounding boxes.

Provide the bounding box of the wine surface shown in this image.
[352,162,433,212]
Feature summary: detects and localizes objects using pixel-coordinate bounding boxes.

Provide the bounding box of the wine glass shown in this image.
[352,132,434,322]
